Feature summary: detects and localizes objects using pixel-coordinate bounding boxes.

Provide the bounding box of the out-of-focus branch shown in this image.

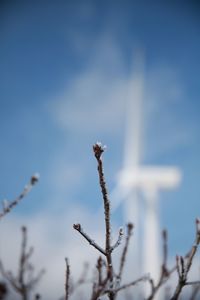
[104,275,149,294]
[0,282,7,300]
[190,283,200,300]
[118,223,134,281]
[0,174,39,220]
[65,258,70,300]
[170,218,200,300]
[110,227,124,253]
[0,227,45,300]
[59,261,90,300]
[147,229,170,300]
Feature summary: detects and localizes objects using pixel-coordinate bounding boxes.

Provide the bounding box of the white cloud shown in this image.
[49,38,128,136]
[51,74,127,135]
[48,38,192,164]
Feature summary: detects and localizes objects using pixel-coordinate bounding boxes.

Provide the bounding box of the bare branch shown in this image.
[76,262,89,286]
[73,223,106,256]
[118,223,134,281]
[93,142,114,299]
[170,218,200,300]
[147,229,170,300]
[190,284,200,300]
[0,227,44,300]
[0,174,39,220]
[110,227,124,253]
[96,257,103,287]
[186,281,200,286]
[104,275,149,294]
[65,258,70,300]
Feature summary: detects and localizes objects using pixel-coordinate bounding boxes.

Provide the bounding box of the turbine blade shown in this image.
[123,50,145,169]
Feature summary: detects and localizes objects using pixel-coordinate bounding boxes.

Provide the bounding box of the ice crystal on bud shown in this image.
[73,223,81,231]
[93,142,106,159]
[30,173,40,185]
[2,199,8,211]
[119,227,124,237]
[196,218,200,233]
[127,222,134,233]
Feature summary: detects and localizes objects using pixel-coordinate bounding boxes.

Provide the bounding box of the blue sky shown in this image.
[0,0,200,298]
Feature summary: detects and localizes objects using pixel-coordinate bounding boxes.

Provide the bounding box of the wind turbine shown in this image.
[111,52,182,296]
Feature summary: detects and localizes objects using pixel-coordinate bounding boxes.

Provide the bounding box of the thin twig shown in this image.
[147,229,170,300]
[190,283,200,300]
[93,142,114,300]
[96,257,103,286]
[118,223,134,281]
[76,262,89,286]
[65,258,70,300]
[186,281,200,286]
[104,275,149,294]
[73,223,106,256]
[170,218,200,300]
[0,227,45,300]
[110,227,124,253]
[0,174,39,220]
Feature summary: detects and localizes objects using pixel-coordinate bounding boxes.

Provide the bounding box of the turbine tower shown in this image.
[111,52,182,295]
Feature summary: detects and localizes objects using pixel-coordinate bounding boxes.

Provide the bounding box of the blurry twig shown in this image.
[104,275,149,294]
[0,174,39,220]
[118,223,134,282]
[0,282,7,300]
[0,226,45,300]
[59,261,90,300]
[110,227,124,253]
[65,258,70,300]
[170,218,200,300]
[189,283,200,300]
[147,229,170,300]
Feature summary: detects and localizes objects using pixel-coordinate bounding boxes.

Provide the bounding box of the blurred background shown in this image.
[0,0,200,299]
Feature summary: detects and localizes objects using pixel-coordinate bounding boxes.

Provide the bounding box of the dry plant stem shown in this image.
[104,275,148,294]
[0,227,45,300]
[0,174,39,220]
[96,257,103,286]
[90,277,109,300]
[118,223,133,281]
[73,224,106,256]
[90,257,108,300]
[93,143,114,300]
[147,229,169,300]
[65,258,70,300]
[110,227,123,253]
[76,262,89,286]
[74,144,149,300]
[59,262,89,300]
[186,281,200,286]
[190,284,200,300]
[170,219,200,300]
[19,226,28,300]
